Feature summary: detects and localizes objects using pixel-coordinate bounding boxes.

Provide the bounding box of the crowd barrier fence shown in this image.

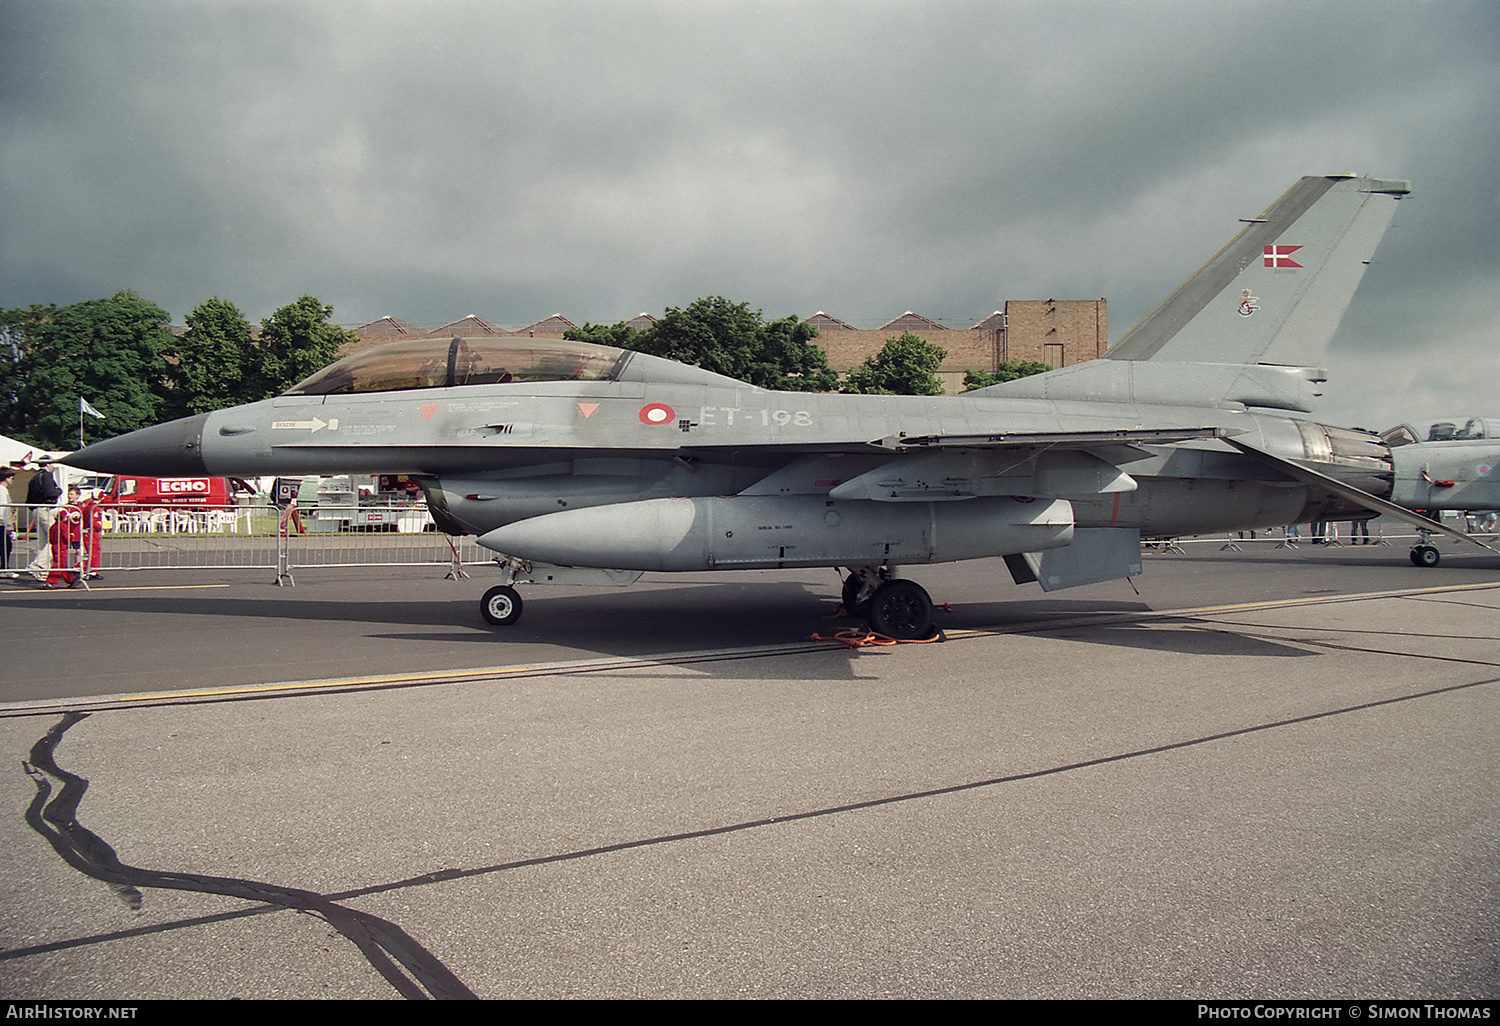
[2,504,1494,582]
[2,503,488,579]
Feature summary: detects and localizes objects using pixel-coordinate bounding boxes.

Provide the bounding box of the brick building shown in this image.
[348,298,1107,394]
[806,299,1106,393]
[1000,299,1108,369]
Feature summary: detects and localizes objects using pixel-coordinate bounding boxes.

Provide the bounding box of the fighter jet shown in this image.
[1373,417,1500,565]
[72,174,1434,637]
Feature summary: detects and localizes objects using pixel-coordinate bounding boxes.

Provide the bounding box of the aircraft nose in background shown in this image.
[66,412,212,476]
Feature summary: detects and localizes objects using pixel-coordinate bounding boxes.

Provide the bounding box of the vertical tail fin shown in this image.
[1105,173,1410,365]
[973,174,1410,411]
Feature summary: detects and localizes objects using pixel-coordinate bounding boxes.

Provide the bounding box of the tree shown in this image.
[841,332,947,396]
[253,295,357,396]
[632,296,764,380]
[961,360,1053,391]
[162,296,259,418]
[601,297,838,392]
[564,321,642,348]
[2,291,173,450]
[743,314,838,392]
[0,307,27,440]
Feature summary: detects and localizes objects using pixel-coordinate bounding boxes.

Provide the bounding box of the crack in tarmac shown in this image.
[20,712,477,1000]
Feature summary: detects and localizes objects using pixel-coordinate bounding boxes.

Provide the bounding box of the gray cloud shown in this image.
[2,0,1495,427]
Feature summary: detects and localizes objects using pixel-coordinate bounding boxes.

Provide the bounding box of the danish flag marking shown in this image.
[1263,244,1303,268]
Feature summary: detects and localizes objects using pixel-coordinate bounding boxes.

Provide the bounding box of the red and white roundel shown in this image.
[639,403,675,425]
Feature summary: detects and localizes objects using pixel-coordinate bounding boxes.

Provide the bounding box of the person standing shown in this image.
[80,488,103,577]
[45,486,84,588]
[23,462,63,580]
[0,467,15,571]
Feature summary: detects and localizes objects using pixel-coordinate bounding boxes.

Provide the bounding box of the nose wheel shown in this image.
[480,584,524,625]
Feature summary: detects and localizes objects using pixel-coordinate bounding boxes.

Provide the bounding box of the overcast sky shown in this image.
[1,0,1495,428]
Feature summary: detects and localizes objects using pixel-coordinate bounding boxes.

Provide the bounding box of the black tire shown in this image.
[867,579,934,640]
[1412,545,1440,568]
[480,584,523,625]
[842,573,872,616]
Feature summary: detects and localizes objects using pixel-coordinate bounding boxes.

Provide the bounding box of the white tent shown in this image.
[0,433,70,468]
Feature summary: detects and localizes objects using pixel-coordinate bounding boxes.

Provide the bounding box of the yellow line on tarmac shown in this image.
[119,663,545,702]
[13,579,1497,712]
[0,583,232,596]
[111,641,837,705]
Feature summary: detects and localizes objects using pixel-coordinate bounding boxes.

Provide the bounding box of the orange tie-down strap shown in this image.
[808,626,948,648]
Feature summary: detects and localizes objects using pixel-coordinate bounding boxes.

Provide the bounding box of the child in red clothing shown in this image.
[44,489,84,587]
[80,494,103,577]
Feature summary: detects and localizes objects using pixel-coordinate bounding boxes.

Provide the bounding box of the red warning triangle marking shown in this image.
[578,402,599,418]
[420,404,440,421]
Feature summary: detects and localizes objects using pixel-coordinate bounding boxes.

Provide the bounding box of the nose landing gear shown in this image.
[480,584,523,625]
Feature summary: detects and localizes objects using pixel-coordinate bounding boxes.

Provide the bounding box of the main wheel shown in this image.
[867,580,934,640]
[1411,545,1441,568]
[841,573,872,616]
[480,584,524,625]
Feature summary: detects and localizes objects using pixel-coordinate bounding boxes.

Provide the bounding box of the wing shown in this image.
[870,426,1225,450]
[726,428,1224,503]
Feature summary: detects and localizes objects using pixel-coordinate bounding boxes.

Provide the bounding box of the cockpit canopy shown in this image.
[1380,417,1500,448]
[283,337,630,396]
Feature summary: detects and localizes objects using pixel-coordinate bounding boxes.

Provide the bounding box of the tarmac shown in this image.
[1,536,1497,999]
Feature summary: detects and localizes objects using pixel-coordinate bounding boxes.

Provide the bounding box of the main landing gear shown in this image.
[477,568,936,637]
[1410,544,1441,567]
[842,570,936,640]
[841,573,873,616]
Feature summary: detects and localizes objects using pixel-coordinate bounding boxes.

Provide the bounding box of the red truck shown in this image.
[94,476,237,509]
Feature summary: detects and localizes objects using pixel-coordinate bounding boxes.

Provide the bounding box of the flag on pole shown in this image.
[80,397,104,419]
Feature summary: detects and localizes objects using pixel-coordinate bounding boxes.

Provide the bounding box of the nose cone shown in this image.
[66,413,211,476]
